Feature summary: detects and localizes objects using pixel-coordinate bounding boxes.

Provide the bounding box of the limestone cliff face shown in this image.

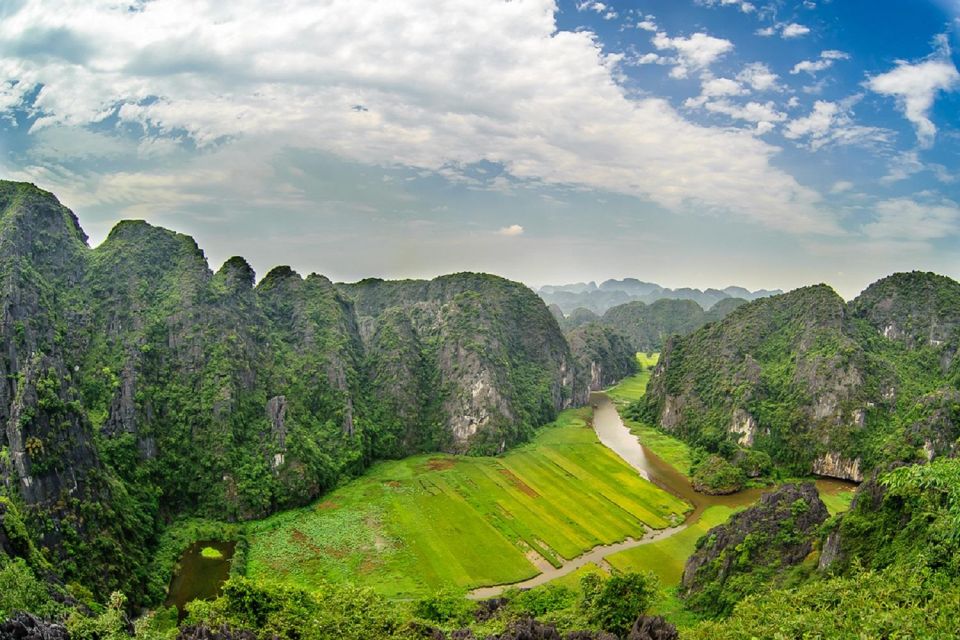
[850,271,960,364]
[812,452,863,482]
[0,183,102,526]
[641,273,960,480]
[341,273,585,453]
[643,285,869,474]
[565,323,637,393]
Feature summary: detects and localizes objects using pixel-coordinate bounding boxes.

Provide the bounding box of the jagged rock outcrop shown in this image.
[626,616,678,640]
[812,451,863,482]
[682,483,829,615]
[0,613,69,640]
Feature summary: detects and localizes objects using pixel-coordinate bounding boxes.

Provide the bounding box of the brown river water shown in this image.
[470,392,855,598]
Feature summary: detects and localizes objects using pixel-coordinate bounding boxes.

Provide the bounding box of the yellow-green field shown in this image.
[820,486,856,516]
[605,352,658,405]
[244,408,690,598]
[605,505,736,585]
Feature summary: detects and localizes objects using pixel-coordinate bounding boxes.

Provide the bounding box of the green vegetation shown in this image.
[686,564,960,639]
[607,353,695,477]
[245,408,689,597]
[819,487,855,516]
[606,353,657,404]
[200,547,224,560]
[580,571,659,636]
[606,506,736,585]
[690,455,745,495]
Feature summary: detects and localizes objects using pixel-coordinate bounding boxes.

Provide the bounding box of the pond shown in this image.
[165,540,236,618]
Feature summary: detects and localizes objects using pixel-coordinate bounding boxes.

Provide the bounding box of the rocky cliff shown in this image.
[564,323,637,392]
[638,273,960,481]
[681,483,829,616]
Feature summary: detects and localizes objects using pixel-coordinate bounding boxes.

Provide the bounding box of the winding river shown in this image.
[469,392,853,598]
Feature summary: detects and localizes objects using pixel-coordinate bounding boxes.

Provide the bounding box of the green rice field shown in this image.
[244,408,691,598]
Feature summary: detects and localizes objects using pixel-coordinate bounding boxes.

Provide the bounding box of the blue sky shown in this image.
[0,0,958,297]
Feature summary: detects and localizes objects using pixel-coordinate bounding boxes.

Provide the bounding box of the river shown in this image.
[469,392,854,598]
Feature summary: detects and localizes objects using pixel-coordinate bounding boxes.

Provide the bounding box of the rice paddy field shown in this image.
[244,407,691,598]
[605,505,736,585]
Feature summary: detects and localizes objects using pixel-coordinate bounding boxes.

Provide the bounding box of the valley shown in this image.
[222,355,855,611]
[243,405,689,599]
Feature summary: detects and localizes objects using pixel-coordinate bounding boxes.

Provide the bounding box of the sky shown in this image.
[0,0,958,299]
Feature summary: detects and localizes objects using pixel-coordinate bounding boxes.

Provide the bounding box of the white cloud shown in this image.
[781,23,811,38]
[863,197,960,241]
[0,0,831,234]
[757,23,812,38]
[697,0,756,13]
[737,62,779,91]
[704,100,786,124]
[791,50,850,75]
[576,1,617,20]
[784,99,891,150]
[637,19,658,32]
[880,151,925,184]
[497,224,524,236]
[699,77,748,99]
[866,36,960,148]
[651,31,734,79]
[830,180,854,194]
[881,150,959,185]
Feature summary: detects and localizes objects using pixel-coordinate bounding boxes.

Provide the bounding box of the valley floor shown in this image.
[244,407,688,598]
[197,352,855,612]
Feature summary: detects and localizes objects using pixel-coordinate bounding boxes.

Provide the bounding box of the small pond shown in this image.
[165,540,236,619]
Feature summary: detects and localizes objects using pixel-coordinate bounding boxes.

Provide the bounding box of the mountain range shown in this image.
[539,278,782,315]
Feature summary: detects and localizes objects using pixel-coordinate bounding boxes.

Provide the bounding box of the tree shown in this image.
[582,571,658,636]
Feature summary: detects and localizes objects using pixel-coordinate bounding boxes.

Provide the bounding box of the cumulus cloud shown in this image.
[497,224,524,236]
[781,23,811,38]
[737,62,780,91]
[791,50,850,75]
[866,36,960,148]
[0,0,831,234]
[651,31,735,79]
[685,65,784,133]
[784,99,891,150]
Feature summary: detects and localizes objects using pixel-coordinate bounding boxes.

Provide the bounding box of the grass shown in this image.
[819,487,856,516]
[605,505,737,586]
[200,547,224,560]
[605,353,658,405]
[244,408,690,598]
